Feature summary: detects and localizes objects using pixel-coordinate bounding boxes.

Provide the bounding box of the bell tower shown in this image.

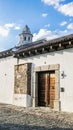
[18,25,33,46]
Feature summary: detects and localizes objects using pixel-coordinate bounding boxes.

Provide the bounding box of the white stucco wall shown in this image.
[0,57,17,104]
[0,48,73,112]
[13,94,31,107]
[18,48,73,112]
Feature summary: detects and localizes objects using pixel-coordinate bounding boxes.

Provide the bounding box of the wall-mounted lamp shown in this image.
[60,87,65,92]
[61,71,65,79]
[5,73,7,76]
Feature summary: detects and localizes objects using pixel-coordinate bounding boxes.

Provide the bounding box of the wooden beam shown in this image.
[49,45,55,52]
[35,49,39,54]
[42,48,44,52]
[17,54,20,57]
[69,41,71,45]
[34,49,41,55]
[6,52,9,55]
[41,47,49,53]
[22,52,25,56]
[59,43,61,47]
[22,52,29,57]
[66,41,73,49]
[0,54,2,57]
[50,45,52,49]
[35,49,37,53]
[42,48,45,53]
[56,43,65,50]
[28,51,31,55]
[22,51,34,57]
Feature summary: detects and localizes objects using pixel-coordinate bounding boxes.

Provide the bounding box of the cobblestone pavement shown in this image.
[0,104,73,129]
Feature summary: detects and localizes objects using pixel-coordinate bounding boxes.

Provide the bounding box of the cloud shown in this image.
[5,23,20,30]
[4,23,15,28]
[42,13,48,17]
[0,23,20,37]
[67,23,73,30]
[60,21,67,26]
[55,29,68,35]
[33,28,68,42]
[14,26,20,30]
[41,0,64,8]
[58,2,73,16]
[41,0,73,17]
[0,26,9,37]
[45,24,50,27]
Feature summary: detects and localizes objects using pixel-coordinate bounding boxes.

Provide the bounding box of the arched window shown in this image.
[28,37,30,41]
[24,37,26,41]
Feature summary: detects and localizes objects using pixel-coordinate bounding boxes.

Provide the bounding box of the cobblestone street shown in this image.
[0,104,73,130]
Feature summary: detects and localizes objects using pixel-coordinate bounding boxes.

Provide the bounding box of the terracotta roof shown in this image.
[15,33,73,53]
[0,48,13,58]
[0,33,73,59]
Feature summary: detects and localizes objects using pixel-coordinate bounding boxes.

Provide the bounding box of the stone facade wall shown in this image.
[14,63,31,95]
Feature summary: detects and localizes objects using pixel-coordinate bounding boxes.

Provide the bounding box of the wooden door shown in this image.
[38,72,55,108]
[50,73,55,108]
[38,72,50,106]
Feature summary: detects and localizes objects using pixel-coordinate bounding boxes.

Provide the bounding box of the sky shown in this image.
[0,0,73,51]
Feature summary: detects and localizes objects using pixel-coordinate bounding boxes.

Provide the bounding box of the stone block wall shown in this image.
[14,63,31,95]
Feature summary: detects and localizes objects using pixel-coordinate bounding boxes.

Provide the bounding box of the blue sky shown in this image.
[0,0,73,51]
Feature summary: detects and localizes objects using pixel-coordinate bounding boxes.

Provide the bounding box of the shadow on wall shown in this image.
[0,124,73,130]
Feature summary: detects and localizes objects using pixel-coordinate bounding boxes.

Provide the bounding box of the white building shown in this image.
[0,25,73,112]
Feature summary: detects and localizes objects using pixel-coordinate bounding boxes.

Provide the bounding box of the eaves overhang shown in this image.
[14,34,73,58]
[0,34,73,59]
[0,49,13,59]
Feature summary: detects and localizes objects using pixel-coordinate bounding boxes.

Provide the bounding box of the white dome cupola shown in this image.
[18,25,33,46]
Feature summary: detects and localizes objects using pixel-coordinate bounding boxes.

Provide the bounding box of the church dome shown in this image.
[23,25,31,34]
[18,25,33,46]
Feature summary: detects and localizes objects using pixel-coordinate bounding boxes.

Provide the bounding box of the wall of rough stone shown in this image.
[14,63,31,95]
[13,63,32,107]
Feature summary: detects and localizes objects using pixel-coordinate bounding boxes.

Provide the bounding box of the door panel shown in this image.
[38,71,55,108]
[38,72,50,106]
[38,73,46,106]
[50,73,55,108]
